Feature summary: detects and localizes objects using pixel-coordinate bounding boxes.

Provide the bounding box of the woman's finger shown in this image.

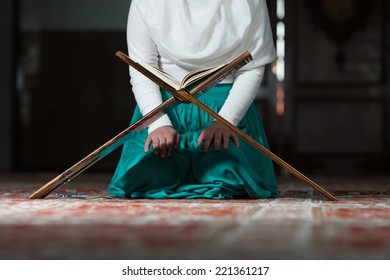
[159,136,167,158]
[223,133,230,150]
[152,137,160,155]
[213,131,222,152]
[202,133,213,153]
[144,135,152,152]
[231,132,240,147]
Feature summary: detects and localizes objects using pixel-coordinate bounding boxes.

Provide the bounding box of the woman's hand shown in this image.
[145,126,180,158]
[197,121,240,153]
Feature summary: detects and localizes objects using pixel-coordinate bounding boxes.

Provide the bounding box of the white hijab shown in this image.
[133,0,275,70]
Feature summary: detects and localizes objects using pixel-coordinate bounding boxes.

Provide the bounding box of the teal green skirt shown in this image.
[108,84,278,199]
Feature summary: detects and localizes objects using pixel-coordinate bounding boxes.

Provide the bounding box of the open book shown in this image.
[137,60,226,90]
[115,52,250,95]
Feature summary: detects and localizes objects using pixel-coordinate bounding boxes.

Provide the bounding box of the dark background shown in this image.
[1,0,389,176]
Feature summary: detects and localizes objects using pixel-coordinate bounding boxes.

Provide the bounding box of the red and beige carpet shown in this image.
[0,172,389,259]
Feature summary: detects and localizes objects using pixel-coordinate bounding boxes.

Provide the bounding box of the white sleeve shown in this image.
[217,67,265,126]
[217,0,274,126]
[219,1,276,125]
[127,2,172,133]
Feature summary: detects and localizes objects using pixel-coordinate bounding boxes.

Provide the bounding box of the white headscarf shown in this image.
[133,0,275,71]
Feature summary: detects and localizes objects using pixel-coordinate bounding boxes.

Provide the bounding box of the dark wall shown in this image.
[284,0,389,174]
[16,32,132,170]
[9,0,132,172]
[0,0,14,170]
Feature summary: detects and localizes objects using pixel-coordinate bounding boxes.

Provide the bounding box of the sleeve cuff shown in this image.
[147,114,173,133]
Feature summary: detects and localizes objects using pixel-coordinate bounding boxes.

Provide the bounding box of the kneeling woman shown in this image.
[108,0,278,199]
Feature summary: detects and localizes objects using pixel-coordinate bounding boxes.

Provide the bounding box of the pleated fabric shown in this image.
[108,84,278,199]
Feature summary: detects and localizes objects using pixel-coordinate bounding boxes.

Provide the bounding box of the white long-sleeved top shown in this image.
[127,0,276,132]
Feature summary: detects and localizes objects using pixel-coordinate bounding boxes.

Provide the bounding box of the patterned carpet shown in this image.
[0,172,390,260]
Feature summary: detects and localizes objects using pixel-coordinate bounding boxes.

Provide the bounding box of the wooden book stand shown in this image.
[28,51,337,201]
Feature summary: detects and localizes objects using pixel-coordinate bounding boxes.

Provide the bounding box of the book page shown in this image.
[181,64,226,88]
[137,59,227,90]
[137,60,181,90]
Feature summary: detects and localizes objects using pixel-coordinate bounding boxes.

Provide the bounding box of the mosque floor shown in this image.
[0,172,389,260]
